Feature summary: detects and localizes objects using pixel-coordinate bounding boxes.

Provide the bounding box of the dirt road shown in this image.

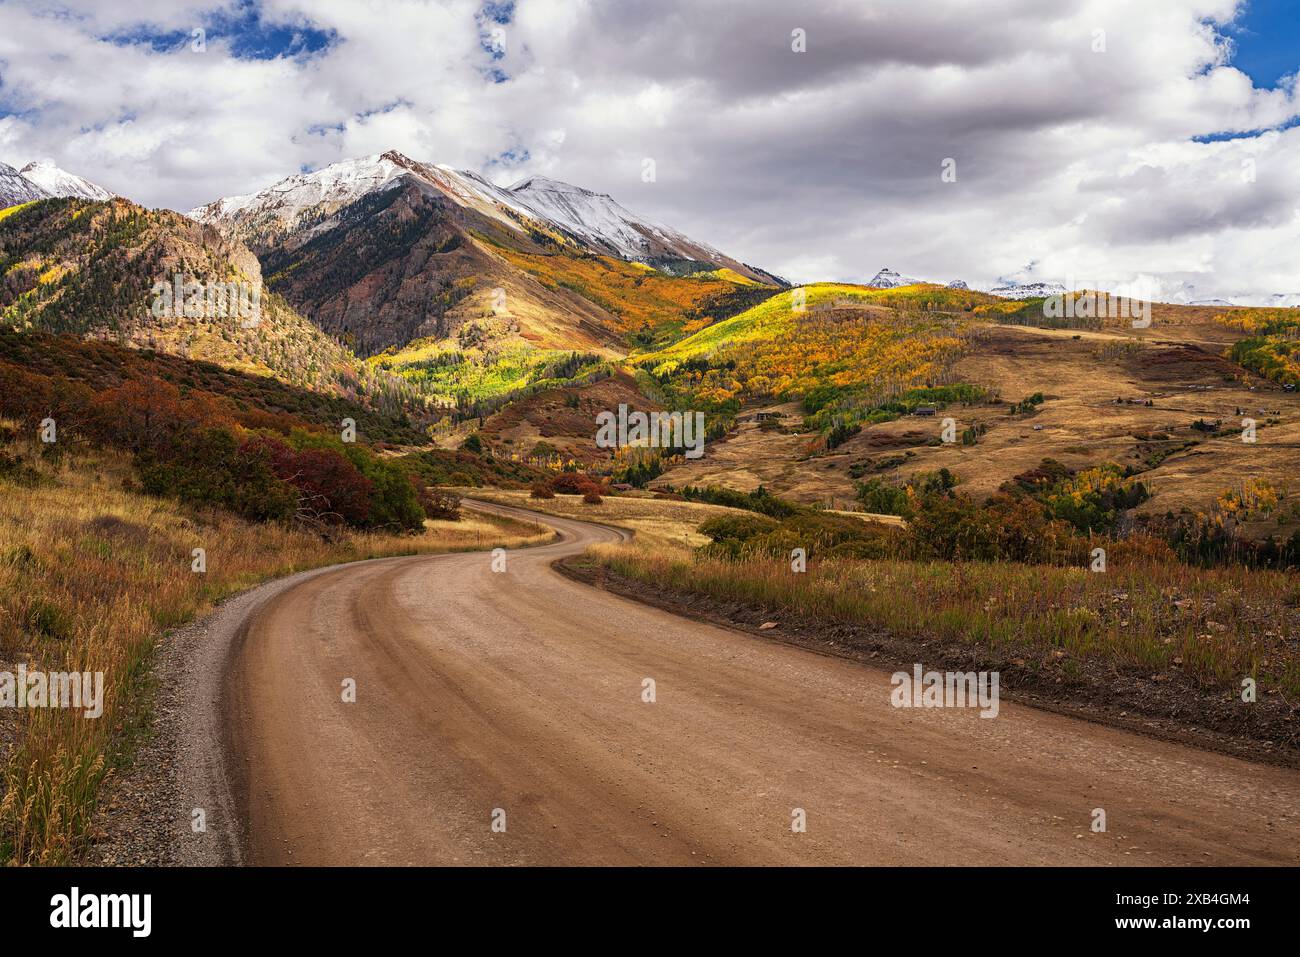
[206,501,1299,865]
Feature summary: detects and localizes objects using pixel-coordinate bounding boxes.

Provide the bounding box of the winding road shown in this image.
[196,501,1299,865]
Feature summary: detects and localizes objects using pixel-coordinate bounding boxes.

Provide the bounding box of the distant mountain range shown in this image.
[868,267,972,291]
[8,154,1298,312]
[1173,289,1300,309]
[866,265,1300,308]
[867,266,1066,299]
[1,151,786,407]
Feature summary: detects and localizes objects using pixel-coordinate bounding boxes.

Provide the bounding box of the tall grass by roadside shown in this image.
[587,542,1300,699]
[0,439,551,865]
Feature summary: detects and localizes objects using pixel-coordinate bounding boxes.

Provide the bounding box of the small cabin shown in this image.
[912,406,938,417]
[755,411,783,421]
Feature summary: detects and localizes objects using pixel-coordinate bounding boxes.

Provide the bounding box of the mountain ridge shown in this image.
[190,150,781,285]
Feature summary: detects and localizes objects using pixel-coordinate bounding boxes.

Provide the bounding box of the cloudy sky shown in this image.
[1,0,1297,301]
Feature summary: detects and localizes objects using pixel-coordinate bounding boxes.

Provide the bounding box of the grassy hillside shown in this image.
[636,284,977,433]
[493,246,780,346]
[645,283,992,364]
[370,341,609,408]
[364,246,782,423]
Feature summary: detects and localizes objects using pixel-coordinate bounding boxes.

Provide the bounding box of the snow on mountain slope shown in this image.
[190,151,776,282]
[0,161,51,208]
[1161,280,1298,309]
[987,280,1069,299]
[188,151,565,256]
[188,153,411,236]
[506,174,728,266]
[18,162,113,201]
[427,164,542,224]
[1263,293,1300,308]
[867,266,927,288]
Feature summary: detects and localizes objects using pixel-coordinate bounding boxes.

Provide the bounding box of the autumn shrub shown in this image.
[1106,532,1179,567]
[399,447,546,488]
[87,378,227,455]
[698,512,780,545]
[15,368,432,534]
[341,445,427,532]
[582,489,603,505]
[0,368,95,445]
[855,478,914,518]
[241,435,373,527]
[289,430,427,532]
[905,492,1082,564]
[825,418,861,450]
[530,480,556,499]
[553,472,600,495]
[676,483,799,518]
[699,510,902,562]
[138,426,298,523]
[697,512,781,560]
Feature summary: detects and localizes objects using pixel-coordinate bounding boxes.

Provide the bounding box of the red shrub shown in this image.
[241,435,374,526]
[552,472,596,495]
[530,480,556,499]
[88,378,209,455]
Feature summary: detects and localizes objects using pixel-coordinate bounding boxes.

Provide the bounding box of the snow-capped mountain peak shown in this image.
[189,153,409,227]
[867,267,925,289]
[987,279,1069,299]
[0,161,50,208]
[18,161,113,201]
[190,150,775,282]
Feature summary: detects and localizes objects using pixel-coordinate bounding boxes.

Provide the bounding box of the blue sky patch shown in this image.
[1224,0,1300,88]
[101,0,336,61]
[1193,114,1300,142]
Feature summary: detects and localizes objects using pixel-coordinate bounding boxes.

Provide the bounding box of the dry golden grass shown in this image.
[587,543,1300,698]
[0,437,550,865]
